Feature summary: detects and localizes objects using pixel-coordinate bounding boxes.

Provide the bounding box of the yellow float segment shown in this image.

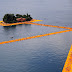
[0,19,72,30]
[0,19,43,26]
[0,21,3,22]
[62,45,72,72]
[0,29,72,44]
[24,22,72,30]
[30,19,43,22]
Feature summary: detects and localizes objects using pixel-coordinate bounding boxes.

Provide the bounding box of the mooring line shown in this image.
[0,29,72,44]
[62,45,72,72]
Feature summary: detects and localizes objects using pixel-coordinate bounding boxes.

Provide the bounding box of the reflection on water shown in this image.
[3,26,16,30]
[0,0,72,72]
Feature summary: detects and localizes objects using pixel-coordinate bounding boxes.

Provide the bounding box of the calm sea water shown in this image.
[0,0,72,72]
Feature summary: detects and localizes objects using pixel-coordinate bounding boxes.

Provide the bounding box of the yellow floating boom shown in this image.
[0,29,72,44]
[62,45,72,72]
[0,19,43,26]
[0,19,72,29]
[24,22,72,30]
